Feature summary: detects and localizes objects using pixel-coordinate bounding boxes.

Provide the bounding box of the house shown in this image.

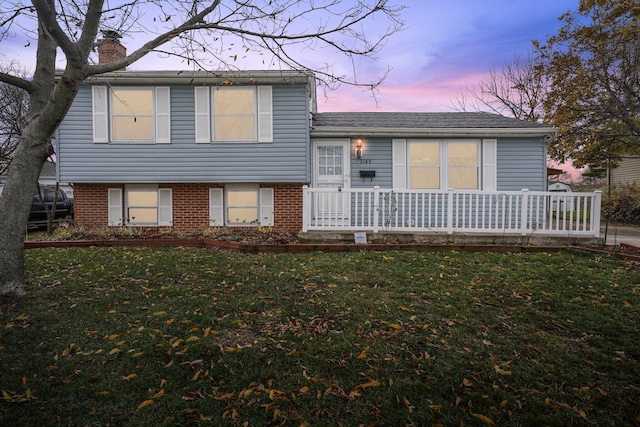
[303,112,602,238]
[55,38,602,239]
[609,156,640,186]
[548,182,572,192]
[57,69,313,231]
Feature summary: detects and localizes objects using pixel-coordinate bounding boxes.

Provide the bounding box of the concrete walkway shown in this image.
[601,223,640,248]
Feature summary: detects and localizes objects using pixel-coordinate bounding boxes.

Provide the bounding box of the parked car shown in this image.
[29,185,74,229]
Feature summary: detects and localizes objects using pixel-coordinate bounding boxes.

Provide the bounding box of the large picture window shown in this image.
[195,86,273,143]
[406,139,480,190]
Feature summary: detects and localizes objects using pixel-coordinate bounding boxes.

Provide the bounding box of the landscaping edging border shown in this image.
[23,238,640,262]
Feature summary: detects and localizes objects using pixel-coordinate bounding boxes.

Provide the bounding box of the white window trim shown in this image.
[209,186,274,227]
[123,185,172,227]
[195,86,273,144]
[482,139,497,191]
[398,139,485,190]
[92,86,171,144]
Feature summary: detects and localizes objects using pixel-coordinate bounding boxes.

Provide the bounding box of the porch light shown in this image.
[355,138,363,159]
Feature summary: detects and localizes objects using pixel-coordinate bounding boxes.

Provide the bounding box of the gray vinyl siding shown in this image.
[496,137,546,191]
[350,138,393,188]
[57,84,310,183]
[610,157,640,185]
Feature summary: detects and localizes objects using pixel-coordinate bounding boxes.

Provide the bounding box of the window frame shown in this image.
[111,185,172,227]
[225,184,260,225]
[92,86,171,144]
[446,140,480,190]
[400,139,484,190]
[213,87,257,142]
[195,86,273,144]
[209,186,274,227]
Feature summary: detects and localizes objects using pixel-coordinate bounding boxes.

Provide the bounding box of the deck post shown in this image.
[302,185,310,232]
[520,189,529,235]
[447,188,454,234]
[592,190,602,238]
[373,186,381,233]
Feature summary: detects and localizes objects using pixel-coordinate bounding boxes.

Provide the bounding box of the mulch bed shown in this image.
[24,229,640,262]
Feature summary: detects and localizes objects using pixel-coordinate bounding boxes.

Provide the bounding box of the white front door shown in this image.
[312,140,351,225]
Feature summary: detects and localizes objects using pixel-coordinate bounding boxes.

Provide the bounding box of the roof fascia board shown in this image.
[311,126,558,138]
[70,70,314,86]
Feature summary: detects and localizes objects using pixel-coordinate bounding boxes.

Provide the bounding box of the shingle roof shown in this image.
[313,112,548,129]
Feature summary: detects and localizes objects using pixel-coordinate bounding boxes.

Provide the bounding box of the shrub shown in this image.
[601,184,640,225]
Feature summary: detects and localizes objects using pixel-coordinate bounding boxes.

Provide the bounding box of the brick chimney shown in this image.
[97,31,126,66]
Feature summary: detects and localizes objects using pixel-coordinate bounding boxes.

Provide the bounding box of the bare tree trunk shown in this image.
[0,132,49,296]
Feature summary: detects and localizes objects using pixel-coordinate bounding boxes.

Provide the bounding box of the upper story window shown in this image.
[111,88,154,141]
[92,86,170,144]
[395,139,494,190]
[195,86,273,143]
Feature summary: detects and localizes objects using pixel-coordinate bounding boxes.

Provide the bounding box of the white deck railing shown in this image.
[302,186,602,237]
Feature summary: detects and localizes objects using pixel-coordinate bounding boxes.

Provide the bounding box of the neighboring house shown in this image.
[609,156,640,186]
[0,161,73,199]
[55,38,602,238]
[38,161,74,199]
[548,182,572,192]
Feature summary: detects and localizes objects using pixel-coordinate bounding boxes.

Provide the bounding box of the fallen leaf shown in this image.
[353,379,381,391]
[471,413,495,425]
[494,365,512,375]
[136,399,154,411]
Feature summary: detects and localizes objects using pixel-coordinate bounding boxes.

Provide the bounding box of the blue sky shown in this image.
[314,0,577,112]
[1,1,577,112]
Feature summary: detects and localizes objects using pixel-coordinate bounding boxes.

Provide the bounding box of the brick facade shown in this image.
[73,183,304,233]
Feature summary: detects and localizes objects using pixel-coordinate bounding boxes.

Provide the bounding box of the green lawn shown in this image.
[1,247,639,426]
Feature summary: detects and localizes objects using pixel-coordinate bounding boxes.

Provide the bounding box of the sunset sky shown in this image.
[313,0,577,113]
[2,0,577,113]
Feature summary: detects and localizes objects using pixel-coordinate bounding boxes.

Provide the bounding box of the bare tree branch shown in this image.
[452,52,547,123]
